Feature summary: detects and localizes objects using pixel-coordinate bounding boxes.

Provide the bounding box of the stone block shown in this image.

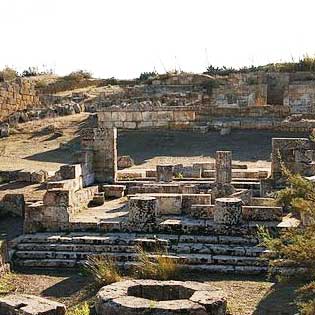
[117,155,134,169]
[181,194,212,213]
[59,164,82,180]
[242,206,283,221]
[173,111,195,122]
[214,197,242,225]
[102,184,126,198]
[128,196,158,228]
[156,165,173,182]
[190,204,214,219]
[31,170,48,183]
[43,189,71,207]
[123,122,137,129]
[0,294,66,315]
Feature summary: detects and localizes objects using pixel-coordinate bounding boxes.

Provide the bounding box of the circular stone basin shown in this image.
[95,280,227,315]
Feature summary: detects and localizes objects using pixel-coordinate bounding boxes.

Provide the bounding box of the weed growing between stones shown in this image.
[67,302,90,315]
[133,246,180,280]
[83,255,122,286]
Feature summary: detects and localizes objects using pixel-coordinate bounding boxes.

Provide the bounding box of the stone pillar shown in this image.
[128,196,158,229]
[156,165,173,182]
[81,127,117,183]
[213,197,242,225]
[215,151,232,184]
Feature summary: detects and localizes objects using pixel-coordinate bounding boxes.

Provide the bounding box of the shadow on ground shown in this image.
[24,137,80,164]
[118,129,308,164]
[180,271,300,315]
[253,281,301,315]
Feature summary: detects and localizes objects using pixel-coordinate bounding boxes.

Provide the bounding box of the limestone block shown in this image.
[215,151,232,184]
[43,189,71,207]
[242,206,282,221]
[190,204,215,219]
[181,194,212,213]
[117,155,134,169]
[154,193,182,215]
[123,122,137,129]
[214,197,243,225]
[102,184,126,198]
[112,111,127,122]
[128,196,158,228]
[31,170,48,183]
[17,170,32,182]
[156,165,173,182]
[59,164,82,180]
[173,111,196,122]
[0,294,66,315]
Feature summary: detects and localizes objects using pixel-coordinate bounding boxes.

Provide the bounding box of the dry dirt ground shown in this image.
[0,114,308,314]
[6,270,301,315]
[0,113,308,173]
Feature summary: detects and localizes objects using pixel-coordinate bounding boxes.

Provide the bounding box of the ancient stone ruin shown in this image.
[6,107,312,274]
[1,70,315,313]
[96,280,227,315]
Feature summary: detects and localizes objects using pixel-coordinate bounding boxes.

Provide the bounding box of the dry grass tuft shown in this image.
[134,246,180,280]
[83,255,122,286]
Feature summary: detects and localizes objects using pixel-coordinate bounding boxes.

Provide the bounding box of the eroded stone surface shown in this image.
[0,294,66,315]
[96,280,227,315]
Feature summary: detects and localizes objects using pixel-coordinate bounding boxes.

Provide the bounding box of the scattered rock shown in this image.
[117,155,134,169]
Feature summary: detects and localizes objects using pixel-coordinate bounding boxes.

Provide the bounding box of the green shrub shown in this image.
[258,164,315,314]
[83,255,122,285]
[67,302,90,315]
[133,247,180,280]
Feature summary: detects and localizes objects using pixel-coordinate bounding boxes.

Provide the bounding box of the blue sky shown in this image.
[1,0,315,79]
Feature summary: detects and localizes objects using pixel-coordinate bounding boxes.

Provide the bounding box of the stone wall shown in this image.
[284,81,315,114]
[24,164,99,233]
[97,106,198,130]
[0,79,40,121]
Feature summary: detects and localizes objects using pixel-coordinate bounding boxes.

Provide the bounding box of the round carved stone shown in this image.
[214,197,242,225]
[95,280,227,315]
[156,165,174,182]
[128,196,158,228]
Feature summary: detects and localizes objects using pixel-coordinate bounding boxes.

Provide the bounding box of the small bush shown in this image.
[134,247,180,280]
[62,70,92,82]
[67,302,90,315]
[83,255,122,285]
[0,67,18,82]
[258,162,315,314]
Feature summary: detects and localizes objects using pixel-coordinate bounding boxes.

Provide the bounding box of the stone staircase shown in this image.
[12,232,271,274]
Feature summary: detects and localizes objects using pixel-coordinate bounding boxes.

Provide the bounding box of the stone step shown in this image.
[13,251,268,267]
[171,243,268,257]
[16,242,267,257]
[15,233,260,247]
[13,259,269,275]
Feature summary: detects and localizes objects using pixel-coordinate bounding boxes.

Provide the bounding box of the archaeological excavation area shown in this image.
[1,71,315,314]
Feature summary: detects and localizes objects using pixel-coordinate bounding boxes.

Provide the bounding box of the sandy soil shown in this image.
[7,270,301,315]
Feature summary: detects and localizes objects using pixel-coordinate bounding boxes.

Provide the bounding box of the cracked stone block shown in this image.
[214,197,243,225]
